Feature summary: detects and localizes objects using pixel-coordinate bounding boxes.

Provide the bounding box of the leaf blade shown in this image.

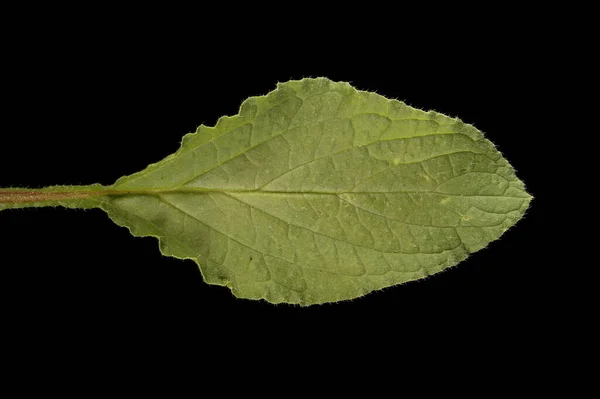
[101,77,531,305]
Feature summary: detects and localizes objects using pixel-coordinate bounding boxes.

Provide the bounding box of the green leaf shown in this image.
[0,78,531,305]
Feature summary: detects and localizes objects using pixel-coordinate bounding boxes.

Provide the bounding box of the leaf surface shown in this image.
[96,78,531,305]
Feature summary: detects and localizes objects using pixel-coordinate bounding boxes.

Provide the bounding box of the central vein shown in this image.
[0,186,524,205]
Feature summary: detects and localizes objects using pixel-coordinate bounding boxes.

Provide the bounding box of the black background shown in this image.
[0,5,572,386]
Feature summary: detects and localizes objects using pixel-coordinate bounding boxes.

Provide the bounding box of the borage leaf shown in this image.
[0,78,531,305]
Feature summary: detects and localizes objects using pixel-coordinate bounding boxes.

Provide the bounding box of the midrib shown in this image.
[0,186,527,204]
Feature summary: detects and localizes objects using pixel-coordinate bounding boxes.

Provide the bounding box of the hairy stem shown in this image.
[0,189,105,203]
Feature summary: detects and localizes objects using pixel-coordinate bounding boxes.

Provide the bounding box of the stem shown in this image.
[0,189,106,203]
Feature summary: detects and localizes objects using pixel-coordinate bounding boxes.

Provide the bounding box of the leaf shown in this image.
[0,78,531,305]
